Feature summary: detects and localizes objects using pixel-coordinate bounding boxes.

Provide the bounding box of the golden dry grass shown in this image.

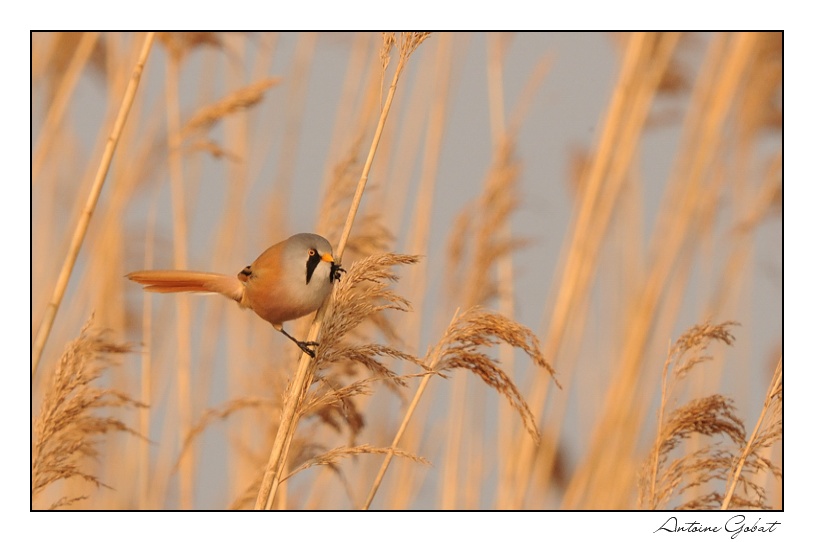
[638,321,782,510]
[32,317,143,509]
[31,32,781,510]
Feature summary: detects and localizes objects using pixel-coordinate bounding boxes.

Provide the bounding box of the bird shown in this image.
[127,233,345,357]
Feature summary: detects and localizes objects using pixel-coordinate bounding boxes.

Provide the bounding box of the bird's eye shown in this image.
[308,249,316,257]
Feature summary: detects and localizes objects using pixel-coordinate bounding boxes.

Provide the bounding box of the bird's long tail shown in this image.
[126,270,244,303]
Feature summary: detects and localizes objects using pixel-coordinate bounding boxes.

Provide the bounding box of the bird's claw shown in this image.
[331,263,346,283]
[296,340,319,358]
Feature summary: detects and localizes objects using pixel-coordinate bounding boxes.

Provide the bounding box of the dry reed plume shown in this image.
[363,305,560,509]
[32,318,143,509]
[431,306,559,441]
[639,322,782,510]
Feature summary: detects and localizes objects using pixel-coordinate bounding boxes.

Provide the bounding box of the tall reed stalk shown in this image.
[32,32,155,377]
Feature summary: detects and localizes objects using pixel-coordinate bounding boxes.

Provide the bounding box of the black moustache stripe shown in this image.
[305,251,321,285]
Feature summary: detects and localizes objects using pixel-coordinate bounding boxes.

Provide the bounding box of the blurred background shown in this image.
[31,32,782,510]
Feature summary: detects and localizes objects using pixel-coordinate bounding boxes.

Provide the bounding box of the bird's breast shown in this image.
[244,264,333,326]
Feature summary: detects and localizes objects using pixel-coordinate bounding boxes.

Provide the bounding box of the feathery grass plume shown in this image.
[301,377,372,440]
[317,253,427,385]
[362,305,559,509]
[181,78,280,140]
[32,318,143,509]
[284,254,429,464]
[652,396,745,510]
[376,32,430,90]
[380,33,396,72]
[639,321,749,510]
[431,306,560,443]
[396,32,431,61]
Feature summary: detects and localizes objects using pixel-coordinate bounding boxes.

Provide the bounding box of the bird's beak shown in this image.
[321,253,335,263]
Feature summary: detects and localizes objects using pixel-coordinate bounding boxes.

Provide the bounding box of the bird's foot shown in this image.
[279,327,319,358]
[295,340,319,358]
[331,263,346,283]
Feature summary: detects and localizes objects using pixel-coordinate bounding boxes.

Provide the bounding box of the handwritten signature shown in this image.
[655,515,780,539]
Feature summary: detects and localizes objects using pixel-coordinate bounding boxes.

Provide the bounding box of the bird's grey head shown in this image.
[286,233,344,285]
[287,233,333,256]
